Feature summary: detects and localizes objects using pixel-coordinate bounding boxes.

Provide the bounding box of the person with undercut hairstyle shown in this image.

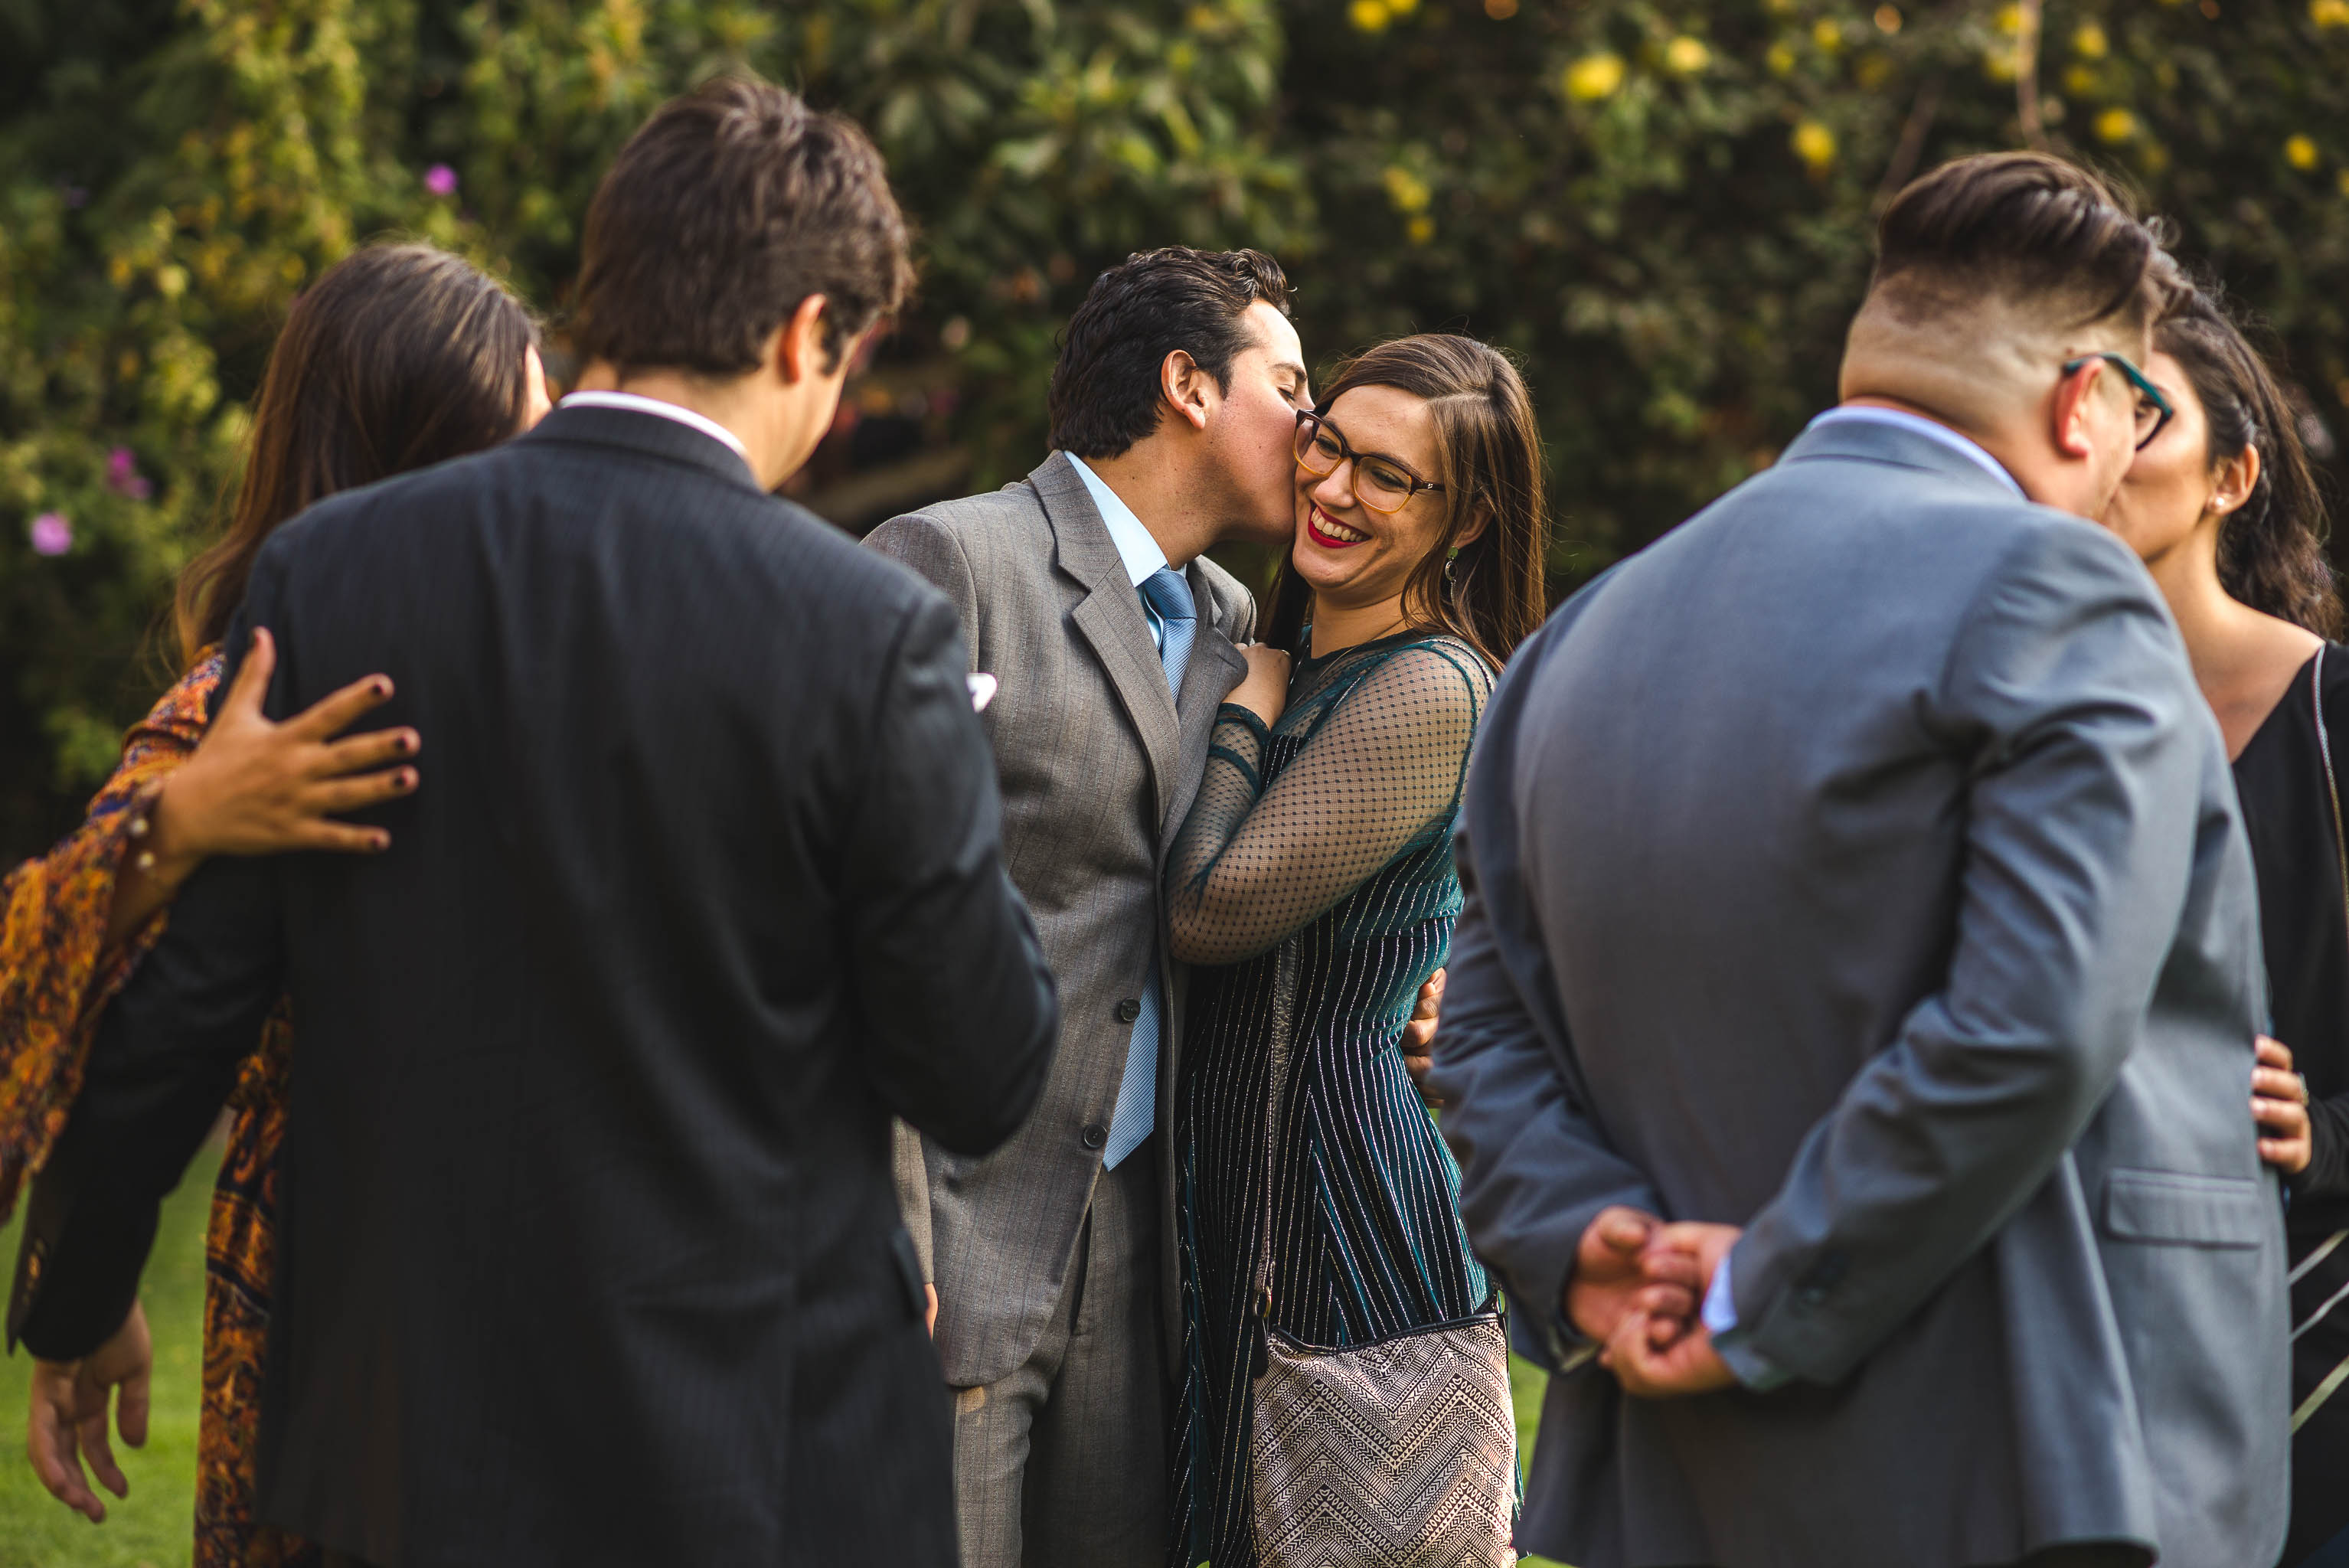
[1431,152,2289,1568]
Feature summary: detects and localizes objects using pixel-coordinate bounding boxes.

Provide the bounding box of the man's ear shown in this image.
[773,294,835,385]
[2051,356,2104,462]
[1161,348,1217,433]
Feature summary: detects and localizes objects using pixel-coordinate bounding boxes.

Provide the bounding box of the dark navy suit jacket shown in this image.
[11,406,1057,1567]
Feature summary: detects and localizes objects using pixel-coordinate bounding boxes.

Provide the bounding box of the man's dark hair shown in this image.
[1871,152,2186,333]
[573,76,913,376]
[1047,247,1291,457]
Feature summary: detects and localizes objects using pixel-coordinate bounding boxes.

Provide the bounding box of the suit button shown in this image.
[1082,1123,1109,1150]
[1116,998,1142,1024]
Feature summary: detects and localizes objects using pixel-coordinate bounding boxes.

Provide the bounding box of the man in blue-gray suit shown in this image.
[1432,153,2290,1568]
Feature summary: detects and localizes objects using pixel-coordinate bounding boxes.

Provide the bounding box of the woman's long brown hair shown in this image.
[2158,289,2344,640]
[175,243,539,665]
[1266,335,1550,668]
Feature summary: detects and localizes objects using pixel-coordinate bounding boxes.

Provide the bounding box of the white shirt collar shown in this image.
[1063,453,1169,589]
[560,391,751,463]
[1805,405,2024,499]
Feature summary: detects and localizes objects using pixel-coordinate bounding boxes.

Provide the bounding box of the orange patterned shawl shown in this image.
[0,653,315,1568]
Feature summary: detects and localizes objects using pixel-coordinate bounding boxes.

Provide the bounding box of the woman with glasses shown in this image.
[2097,288,2349,1567]
[1161,335,1548,1566]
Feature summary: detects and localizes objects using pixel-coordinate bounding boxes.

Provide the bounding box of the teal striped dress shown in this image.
[1163,631,1496,1568]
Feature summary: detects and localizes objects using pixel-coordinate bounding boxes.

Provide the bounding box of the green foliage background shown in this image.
[8,0,2349,859]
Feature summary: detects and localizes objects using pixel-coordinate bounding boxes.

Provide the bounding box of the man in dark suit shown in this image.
[1433,153,2288,1567]
[11,78,1056,1568]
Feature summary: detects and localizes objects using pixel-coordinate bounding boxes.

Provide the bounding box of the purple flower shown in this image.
[423,164,459,197]
[105,446,151,499]
[30,513,72,556]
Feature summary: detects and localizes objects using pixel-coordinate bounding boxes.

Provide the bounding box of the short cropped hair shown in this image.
[1871,152,2185,334]
[1047,247,1292,458]
[573,77,913,376]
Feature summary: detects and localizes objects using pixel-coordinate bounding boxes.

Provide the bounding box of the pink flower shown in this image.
[30,513,72,556]
[105,446,152,500]
[423,164,459,197]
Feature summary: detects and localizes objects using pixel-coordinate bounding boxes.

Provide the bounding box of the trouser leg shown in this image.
[952,1325,1060,1568]
[1023,1152,1168,1568]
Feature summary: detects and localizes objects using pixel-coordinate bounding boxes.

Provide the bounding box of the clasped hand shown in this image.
[1567,1205,1741,1399]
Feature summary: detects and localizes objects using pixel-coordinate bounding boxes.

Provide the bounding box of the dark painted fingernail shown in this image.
[398,769,417,789]
[373,678,391,697]
[398,733,418,753]
[372,833,391,851]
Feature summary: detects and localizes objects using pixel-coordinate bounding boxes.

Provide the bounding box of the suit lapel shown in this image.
[1035,454,1185,827]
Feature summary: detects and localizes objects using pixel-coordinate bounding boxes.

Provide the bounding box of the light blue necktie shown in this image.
[1103,567,1197,1169]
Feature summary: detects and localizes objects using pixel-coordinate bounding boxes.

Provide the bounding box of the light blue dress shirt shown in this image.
[1068,454,1173,648]
[1804,404,2026,498]
[1067,455,1183,1169]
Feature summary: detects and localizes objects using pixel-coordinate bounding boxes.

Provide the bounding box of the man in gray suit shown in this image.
[1430,153,2291,1568]
[864,247,1302,1566]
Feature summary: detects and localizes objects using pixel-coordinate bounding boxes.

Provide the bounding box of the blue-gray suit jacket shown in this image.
[1429,418,2290,1568]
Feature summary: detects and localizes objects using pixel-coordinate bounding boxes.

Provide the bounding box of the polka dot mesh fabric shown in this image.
[1167,633,1496,966]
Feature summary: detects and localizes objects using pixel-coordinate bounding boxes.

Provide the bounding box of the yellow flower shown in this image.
[1389,0,1420,13]
[1563,51,1626,100]
[1407,214,1436,245]
[1382,165,1433,213]
[2312,0,2349,28]
[2064,64,2098,94]
[1995,2,2022,34]
[1348,0,1390,33]
[1766,40,1798,74]
[1792,119,1837,169]
[2338,168,2349,198]
[2287,133,2321,170]
[2073,22,2109,56]
[1812,17,1842,48]
[1665,35,1710,73]
[2093,106,2137,142]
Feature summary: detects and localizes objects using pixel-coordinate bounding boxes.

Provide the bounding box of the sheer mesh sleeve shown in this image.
[1167,641,1493,966]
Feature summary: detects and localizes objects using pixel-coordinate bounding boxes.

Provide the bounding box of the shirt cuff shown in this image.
[1703,1249,1792,1391]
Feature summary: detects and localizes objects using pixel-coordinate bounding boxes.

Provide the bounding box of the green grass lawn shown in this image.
[0,1143,218,1568]
[0,1147,1567,1567]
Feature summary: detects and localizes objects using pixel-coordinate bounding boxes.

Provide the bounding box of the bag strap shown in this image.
[1254,940,1301,1331]
[2315,645,2349,947]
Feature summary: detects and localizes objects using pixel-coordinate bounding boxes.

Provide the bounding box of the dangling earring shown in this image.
[1443,547,1459,586]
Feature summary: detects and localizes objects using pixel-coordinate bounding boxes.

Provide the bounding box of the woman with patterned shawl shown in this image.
[1,242,547,1566]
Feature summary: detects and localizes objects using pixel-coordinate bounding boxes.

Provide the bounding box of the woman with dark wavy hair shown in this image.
[2099,286,2349,1566]
[1,240,545,1566]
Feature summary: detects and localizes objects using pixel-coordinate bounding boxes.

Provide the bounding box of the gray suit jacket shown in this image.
[1428,419,2290,1568]
[866,452,1254,1387]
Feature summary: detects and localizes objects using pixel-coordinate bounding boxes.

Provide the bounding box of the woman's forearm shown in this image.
[98,785,204,951]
